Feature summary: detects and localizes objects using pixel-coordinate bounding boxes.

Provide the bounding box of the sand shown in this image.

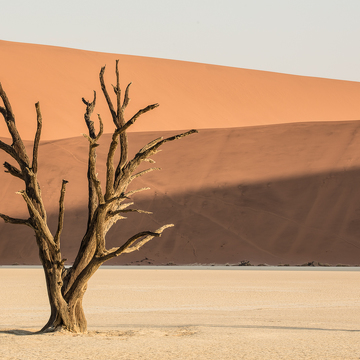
[2,123,360,266]
[1,39,360,141]
[1,40,360,265]
[0,267,359,359]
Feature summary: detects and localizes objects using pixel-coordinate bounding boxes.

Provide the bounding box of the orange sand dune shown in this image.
[1,121,360,265]
[1,41,360,265]
[0,40,360,141]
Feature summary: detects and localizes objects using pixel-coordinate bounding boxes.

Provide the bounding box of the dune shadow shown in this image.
[2,166,360,266]
[2,123,360,266]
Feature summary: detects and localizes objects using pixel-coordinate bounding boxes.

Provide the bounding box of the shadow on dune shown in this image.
[2,167,360,266]
[2,122,360,265]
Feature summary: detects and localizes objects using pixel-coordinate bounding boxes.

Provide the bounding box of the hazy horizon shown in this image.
[1,0,360,82]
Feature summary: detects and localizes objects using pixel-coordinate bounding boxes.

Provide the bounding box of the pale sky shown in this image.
[2,0,360,82]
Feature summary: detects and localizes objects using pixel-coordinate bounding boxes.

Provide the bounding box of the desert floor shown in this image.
[0,267,359,360]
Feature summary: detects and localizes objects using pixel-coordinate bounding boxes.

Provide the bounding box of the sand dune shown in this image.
[1,121,360,265]
[1,41,360,265]
[1,40,360,140]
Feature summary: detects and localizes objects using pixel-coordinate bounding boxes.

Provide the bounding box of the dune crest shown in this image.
[0,40,360,141]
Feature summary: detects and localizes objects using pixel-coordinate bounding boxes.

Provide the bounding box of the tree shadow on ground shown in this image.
[0,329,37,335]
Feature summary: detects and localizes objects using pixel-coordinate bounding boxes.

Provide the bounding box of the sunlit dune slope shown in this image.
[1,40,360,141]
[1,121,360,265]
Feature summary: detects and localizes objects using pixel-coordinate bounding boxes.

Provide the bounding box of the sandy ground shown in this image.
[0,267,359,359]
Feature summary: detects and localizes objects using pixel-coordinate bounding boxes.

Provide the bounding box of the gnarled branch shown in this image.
[3,161,23,180]
[16,190,56,249]
[0,139,18,160]
[82,91,97,139]
[0,213,33,228]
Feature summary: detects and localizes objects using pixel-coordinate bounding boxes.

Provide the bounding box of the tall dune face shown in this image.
[1,39,360,140]
[1,40,360,265]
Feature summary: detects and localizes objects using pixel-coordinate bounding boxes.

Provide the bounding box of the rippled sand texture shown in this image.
[0,268,359,359]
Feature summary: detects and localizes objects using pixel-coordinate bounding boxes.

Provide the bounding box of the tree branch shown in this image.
[138,137,163,154]
[81,137,104,205]
[0,82,30,166]
[124,187,150,197]
[122,82,131,110]
[101,232,159,261]
[119,130,198,193]
[95,114,103,141]
[99,65,117,127]
[107,208,152,219]
[112,104,159,190]
[0,106,6,118]
[120,104,160,135]
[32,102,42,174]
[130,167,161,182]
[104,127,121,200]
[123,224,174,253]
[16,190,56,249]
[0,139,19,161]
[54,180,68,246]
[81,89,101,230]
[0,82,14,118]
[82,91,97,139]
[101,224,174,262]
[3,161,24,180]
[0,213,33,228]
[115,59,122,125]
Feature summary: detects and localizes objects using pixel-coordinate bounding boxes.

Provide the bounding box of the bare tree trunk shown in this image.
[0,61,197,333]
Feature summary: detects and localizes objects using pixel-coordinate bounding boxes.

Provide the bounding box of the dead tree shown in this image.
[0,61,197,333]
